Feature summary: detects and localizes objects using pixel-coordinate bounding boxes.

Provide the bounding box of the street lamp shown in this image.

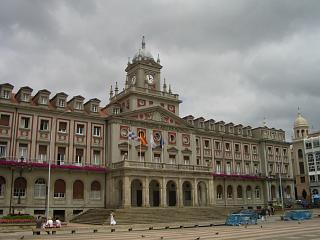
[46,110,70,220]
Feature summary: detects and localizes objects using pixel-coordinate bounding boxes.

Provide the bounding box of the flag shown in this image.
[160,135,165,149]
[128,131,137,140]
[138,131,148,145]
[150,133,157,148]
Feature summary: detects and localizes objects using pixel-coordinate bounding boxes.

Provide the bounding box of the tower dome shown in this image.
[294,113,309,128]
[132,36,154,62]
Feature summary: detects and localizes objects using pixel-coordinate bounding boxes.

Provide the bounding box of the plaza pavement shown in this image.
[1,210,320,240]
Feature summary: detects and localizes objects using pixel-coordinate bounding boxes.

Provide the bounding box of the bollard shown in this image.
[111,228,115,232]
[71,230,76,234]
[128,228,132,231]
[93,229,98,233]
[149,226,153,230]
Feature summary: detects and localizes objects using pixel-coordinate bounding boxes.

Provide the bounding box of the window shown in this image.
[0,176,6,197]
[2,90,10,99]
[169,154,176,164]
[237,185,243,198]
[216,161,221,173]
[58,122,67,133]
[298,149,303,159]
[300,177,305,183]
[13,177,27,197]
[299,162,305,174]
[76,124,84,135]
[93,150,100,165]
[225,142,230,151]
[226,162,231,174]
[121,150,128,161]
[73,180,84,199]
[252,146,257,154]
[308,153,315,172]
[75,101,83,110]
[58,99,65,107]
[236,162,241,174]
[217,185,223,199]
[283,148,287,156]
[91,105,98,113]
[227,185,233,199]
[18,143,28,160]
[34,178,46,198]
[196,138,200,147]
[275,147,279,155]
[75,149,83,165]
[306,141,312,149]
[0,114,10,126]
[310,175,316,183]
[314,139,320,148]
[245,162,250,174]
[57,147,65,165]
[215,141,221,150]
[154,153,161,163]
[93,126,101,137]
[21,93,29,102]
[0,142,7,158]
[244,145,249,154]
[20,117,30,129]
[54,179,65,198]
[39,96,48,105]
[40,119,49,131]
[254,163,259,174]
[269,163,274,173]
[138,152,145,161]
[255,186,261,199]
[246,186,252,199]
[183,155,190,165]
[235,144,240,152]
[204,140,210,149]
[267,146,272,154]
[38,145,47,162]
[196,158,201,165]
[90,181,101,200]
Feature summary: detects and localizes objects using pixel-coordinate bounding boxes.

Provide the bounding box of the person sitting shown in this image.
[54,217,62,228]
[45,217,54,228]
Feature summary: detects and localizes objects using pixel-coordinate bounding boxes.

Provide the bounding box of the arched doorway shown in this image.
[182,181,192,206]
[166,180,177,206]
[131,179,143,207]
[149,180,160,207]
[271,185,276,200]
[197,181,207,206]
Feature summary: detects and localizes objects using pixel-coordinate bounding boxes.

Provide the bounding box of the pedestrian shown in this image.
[54,217,62,228]
[110,211,116,226]
[35,216,42,235]
[261,208,266,221]
[45,217,53,228]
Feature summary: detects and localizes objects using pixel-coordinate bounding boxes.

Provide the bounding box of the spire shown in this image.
[142,36,146,49]
[109,85,113,100]
[115,82,119,95]
[168,84,172,94]
[163,78,167,92]
[127,57,131,65]
[157,53,160,64]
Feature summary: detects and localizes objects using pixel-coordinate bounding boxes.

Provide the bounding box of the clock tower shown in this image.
[125,36,162,91]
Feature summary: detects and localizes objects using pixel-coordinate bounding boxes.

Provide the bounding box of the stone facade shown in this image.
[0,38,294,220]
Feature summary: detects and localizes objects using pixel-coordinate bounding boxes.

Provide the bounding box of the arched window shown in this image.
[246,186,252,199]
[227,185,233,199]
[73,180,84,199]
[217,185,223,199]
[14,177,27,197]
[237,185,243,198]
[312,189,319,195]
[34,178,46,198]
[90,181,101,200]
[255,186,261,199]
[0,176,6,197]
[54,179,66,198]
[298,149,303,159]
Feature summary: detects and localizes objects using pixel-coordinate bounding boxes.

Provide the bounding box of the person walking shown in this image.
[110,211,116,226]
[35,216,42,235]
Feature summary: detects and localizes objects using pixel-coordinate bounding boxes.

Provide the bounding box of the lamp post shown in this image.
[46,110,70,220]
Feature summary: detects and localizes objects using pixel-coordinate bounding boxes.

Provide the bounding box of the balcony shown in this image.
[203,148,212,157]
[214,150,223,158]
[243,153,250,160]
[225,151,232,159]
[0,157,107,172]
[110,160,211,172]
[234,152,242,160]
[212,172,263,180]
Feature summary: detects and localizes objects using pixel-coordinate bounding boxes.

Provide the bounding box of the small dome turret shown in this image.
[132,36,154,62]
[294,113,309,128]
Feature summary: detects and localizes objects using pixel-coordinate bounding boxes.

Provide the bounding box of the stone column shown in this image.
[208,179,214,206]
[161,178,167,207]
[178,178,183,207]
[123,176,131,208]
[144,177,150,207]
[193,179,198,207]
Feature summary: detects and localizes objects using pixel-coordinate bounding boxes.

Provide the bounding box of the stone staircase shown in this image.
[71,207,240,225]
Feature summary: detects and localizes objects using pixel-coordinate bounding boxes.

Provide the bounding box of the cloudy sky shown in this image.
[1,0,320,139]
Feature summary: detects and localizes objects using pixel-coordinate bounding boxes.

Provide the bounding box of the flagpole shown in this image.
[127,135,130,161]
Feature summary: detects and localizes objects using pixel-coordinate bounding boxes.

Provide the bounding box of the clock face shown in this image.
[131,75,136,85]
[146,74,154,84]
